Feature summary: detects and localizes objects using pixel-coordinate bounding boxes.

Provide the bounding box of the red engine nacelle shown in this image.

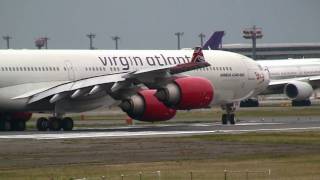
[155,77,214,110]
[119,90,176,122]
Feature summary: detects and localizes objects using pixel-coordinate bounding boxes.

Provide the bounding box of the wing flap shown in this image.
[27,73,126,104]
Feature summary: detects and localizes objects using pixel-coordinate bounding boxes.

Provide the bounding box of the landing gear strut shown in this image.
[221,103,236,125]
[36,116,74,131]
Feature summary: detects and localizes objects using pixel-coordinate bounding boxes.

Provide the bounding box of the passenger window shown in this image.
[1,67,4,71]
[57,67,60,71]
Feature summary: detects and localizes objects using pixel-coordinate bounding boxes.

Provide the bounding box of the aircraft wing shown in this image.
[261,76,320,95]
[13,47,210,104]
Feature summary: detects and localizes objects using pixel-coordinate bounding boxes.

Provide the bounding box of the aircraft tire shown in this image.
[0,119,11,131]
[229,114,235,125]
[11,119,26,131]
[222,114,228,125]
[62,117,74,131]
[37,117,49,131]
[48,117,61,131]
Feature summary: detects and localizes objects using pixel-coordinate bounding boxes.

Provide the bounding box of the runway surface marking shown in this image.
[0,125,320,140]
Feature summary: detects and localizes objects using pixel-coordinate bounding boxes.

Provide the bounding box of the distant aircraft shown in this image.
[256,58,320,106]
[203,31,320,107]
[202,31,225,50]
[0,47,269,131]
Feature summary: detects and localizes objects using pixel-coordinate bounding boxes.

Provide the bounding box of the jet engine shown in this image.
[284,81,313,100]
[119,90,176,122]
[155,77,214,110]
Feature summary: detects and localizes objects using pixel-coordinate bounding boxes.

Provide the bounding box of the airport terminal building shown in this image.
[222,43,320,60]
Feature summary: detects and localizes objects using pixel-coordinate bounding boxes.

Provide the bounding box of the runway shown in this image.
[1,116,320,139]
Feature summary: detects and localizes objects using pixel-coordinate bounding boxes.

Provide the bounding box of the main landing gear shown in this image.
[0,117,26,131]
[291,99,311,107]
[36,117,74,131]
[221,103,236,125]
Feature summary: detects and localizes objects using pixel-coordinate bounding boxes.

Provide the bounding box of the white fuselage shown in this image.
[0,50,268,112]
[258,58,320,80]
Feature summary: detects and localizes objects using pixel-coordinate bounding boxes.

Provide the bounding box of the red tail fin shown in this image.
[191,47,205,63]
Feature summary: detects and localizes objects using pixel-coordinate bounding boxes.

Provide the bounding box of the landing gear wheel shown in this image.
[12,119,26,131]
[0,120,11,131]
[61,117,74,131]
[37,117,49,131]
[48,117,61,131]
[292,99,311,106]
[221,114,235,125]
[229,114,235,125]
[221,103,237,125]
[222,114,228,125]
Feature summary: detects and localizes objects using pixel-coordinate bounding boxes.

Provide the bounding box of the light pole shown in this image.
[174,32,184,49]
[199,33,205,47]
[111,36,120,50]
[243,25,263,60]
[2,35,12,49]
[42,37,49,49]
[86,33,96,50]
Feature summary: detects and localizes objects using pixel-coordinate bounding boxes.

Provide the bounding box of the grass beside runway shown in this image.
[1,131,320,179]
[2,156,320,180]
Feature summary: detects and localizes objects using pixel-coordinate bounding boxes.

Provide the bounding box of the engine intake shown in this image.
[119,90,176,122]
[155,77,214,110]
[284,81,313,100]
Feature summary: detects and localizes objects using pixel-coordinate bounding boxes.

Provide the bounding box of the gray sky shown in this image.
[0,0,319,49]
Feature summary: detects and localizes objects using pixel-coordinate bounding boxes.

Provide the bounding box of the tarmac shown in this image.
[1,116,320,140]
